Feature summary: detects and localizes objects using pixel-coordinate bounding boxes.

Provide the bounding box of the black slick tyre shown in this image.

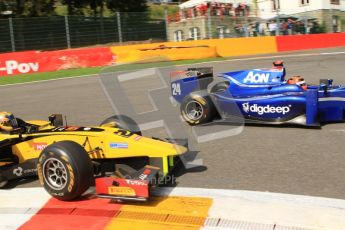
[37,141,93,201]
[180,94,215,125]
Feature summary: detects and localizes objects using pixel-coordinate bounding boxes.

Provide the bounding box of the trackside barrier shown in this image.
[111,45,217,63]
[2,33,345,77]
[0,51,39,76]
[212,36,277,57]
[0,47,114,76]
[111,33,345,64]
[276,33,345,52]
[110,37,278,63]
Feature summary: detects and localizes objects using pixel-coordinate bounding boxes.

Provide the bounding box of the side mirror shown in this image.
[320,79,332,86]
[10,128,23,137]
[49,114,63,127]
[320,83,327,94]
[319,79,333,95]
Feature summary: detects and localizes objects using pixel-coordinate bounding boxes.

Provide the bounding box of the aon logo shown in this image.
[243,72,270,84]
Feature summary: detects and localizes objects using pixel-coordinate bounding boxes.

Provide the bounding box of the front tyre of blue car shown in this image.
[210,82,229,93]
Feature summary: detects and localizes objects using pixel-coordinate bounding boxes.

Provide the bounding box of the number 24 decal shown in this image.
[172,83,181,95]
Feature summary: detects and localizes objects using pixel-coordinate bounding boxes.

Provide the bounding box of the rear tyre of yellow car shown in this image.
[180,94,215,126]
[37,141,93,201]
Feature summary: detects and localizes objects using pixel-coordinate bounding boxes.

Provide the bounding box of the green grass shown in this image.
[0,67,103,85]
[0,57,227,86]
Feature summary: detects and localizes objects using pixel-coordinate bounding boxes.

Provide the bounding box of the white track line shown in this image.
[329,129,345,132]
[2,50,345,87]
[0,74,98,87]
[320,51,345,55]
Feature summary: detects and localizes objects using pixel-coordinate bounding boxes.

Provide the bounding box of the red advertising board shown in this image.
[0,47,115,76]
[276,33,345,52]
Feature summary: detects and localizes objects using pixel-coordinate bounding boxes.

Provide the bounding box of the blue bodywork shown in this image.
[171,65,345,126]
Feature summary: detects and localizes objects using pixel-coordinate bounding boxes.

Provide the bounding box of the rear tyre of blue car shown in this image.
[181,94,215,125]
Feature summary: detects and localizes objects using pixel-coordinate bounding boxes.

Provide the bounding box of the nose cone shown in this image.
[172,144,188,155]
[129,135,188,158]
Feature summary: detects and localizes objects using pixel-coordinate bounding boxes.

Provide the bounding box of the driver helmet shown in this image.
[0,112,18,132]
[287,76,307,90]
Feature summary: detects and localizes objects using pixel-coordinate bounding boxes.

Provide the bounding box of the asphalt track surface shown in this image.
[2,47,345,199]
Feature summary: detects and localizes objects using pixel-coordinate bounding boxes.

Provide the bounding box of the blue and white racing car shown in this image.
[170,61,345,127]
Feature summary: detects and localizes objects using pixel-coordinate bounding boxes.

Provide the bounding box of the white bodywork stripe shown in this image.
[319,97,345,102]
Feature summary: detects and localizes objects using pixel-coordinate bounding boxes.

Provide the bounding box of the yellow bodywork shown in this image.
[0,120,188,175]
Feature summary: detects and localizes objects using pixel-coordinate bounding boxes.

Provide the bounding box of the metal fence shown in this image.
[0,13,166,53]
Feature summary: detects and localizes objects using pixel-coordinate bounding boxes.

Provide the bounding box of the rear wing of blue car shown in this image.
[170,67,213,103]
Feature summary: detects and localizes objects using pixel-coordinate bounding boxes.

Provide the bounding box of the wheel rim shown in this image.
[42,158,68,190]
[185,100,204,121]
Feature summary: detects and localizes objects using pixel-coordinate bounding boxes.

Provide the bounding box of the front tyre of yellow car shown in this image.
[37,141,93,201]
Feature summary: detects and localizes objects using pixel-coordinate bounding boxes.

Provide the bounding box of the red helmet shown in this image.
[273,60,284,67]
[287,76,307,90]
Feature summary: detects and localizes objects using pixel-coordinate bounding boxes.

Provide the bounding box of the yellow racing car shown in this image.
[0,112,188,201]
